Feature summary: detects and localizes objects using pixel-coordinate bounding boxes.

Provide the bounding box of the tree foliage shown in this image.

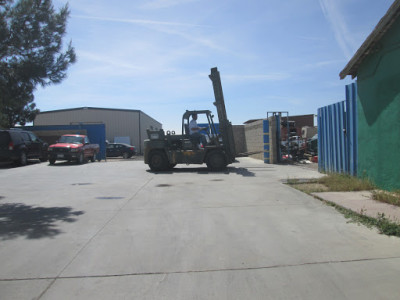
[0,0,76,128]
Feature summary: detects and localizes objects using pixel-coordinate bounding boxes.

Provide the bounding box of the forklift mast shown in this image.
[209,67,236,163]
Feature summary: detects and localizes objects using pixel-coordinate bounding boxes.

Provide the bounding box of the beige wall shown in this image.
[244,120,264,160]
[232,125,246,155]
[34,108,161,154]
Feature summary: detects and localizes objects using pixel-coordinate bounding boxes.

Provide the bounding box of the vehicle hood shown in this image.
[49,143,82,149]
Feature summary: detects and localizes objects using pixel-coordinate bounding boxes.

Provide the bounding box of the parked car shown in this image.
[0,129,48,166]
[48,134,100,165]
[106,143,136,159]
[306,134,318,156]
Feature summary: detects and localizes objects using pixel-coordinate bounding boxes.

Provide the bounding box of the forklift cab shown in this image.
[182,110,220,147]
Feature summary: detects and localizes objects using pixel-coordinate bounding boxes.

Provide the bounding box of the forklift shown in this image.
[144,67,236,171]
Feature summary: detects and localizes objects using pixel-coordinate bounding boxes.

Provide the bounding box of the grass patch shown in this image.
[372,190,400,207]
[317,173,375,192]
[286,174,400,237]
[330,204,400,237]
[286,173,375,194]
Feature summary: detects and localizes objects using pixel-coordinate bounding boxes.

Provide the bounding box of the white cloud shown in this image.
[73,14,205,28]
[152,26,225,52]
[225,73,291,82]
[72,14,222,54]
[141,0,199,10]
[303,59,346,69]
[318,0,357,59]
[78,51,144,71]
[297,35,326,42]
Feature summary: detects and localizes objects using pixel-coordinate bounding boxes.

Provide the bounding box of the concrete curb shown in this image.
[312,191,400,224]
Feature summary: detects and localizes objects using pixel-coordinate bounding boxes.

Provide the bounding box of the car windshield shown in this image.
[59,135,84,144]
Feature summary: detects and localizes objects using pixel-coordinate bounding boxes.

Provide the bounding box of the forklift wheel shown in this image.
[149,151,169,171]
[206,151,227,171]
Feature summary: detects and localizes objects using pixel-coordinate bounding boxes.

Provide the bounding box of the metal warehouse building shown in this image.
[34,107,162,154]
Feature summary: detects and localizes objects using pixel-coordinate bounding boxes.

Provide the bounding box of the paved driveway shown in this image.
[1,158,400,299]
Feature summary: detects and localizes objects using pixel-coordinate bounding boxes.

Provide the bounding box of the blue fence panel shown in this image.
[263,120,269,163]
[318,83,357,175]
[25,124,107,160]
[275,115,281,162]
[346,83,358,176]
[198,123,220,134]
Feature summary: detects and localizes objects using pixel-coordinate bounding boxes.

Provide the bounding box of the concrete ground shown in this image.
[313,191,400,224]
[1,157,400,299]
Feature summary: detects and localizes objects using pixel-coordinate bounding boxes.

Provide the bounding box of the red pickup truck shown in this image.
[48,134,100,165]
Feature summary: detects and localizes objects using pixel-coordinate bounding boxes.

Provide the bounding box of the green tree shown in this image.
[0,0,76,128]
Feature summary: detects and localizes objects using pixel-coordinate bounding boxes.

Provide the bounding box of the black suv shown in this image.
[0,129,48,166]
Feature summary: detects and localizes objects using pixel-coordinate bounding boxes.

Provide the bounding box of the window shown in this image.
[21,132,31,142]
[28,132,38,142]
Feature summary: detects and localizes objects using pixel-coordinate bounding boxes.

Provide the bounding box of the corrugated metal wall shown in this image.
[317,83,358,175]
[34,108,162,154]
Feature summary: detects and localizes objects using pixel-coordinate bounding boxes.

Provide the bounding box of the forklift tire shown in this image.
[206,151,227,171]
[149,151,169,171]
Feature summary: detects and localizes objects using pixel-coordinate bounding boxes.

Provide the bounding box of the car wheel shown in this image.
[122,152,129,159]
[18,151,27,166]
[77,153,84,164]
[206,151,226,171]
[149,151,168,171]
[49,157,56,165]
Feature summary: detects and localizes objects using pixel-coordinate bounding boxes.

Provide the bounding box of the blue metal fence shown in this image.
[317,83,358,175]
[263,120,269,163]
[275,115,281,162]
[198,123,220,134]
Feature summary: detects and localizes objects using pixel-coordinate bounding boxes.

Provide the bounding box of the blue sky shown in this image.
[34,0,394,132]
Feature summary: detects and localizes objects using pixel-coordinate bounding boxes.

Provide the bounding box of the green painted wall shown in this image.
[357,18,400,191]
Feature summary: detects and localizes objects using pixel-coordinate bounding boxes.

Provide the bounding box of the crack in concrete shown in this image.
[118,203,311,212]
[3,256,400,283]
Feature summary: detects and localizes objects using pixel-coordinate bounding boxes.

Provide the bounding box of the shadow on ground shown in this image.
[47,161,97,167]
[0,160,41,169]
[147,166,256,177]
[0,203,84,240]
